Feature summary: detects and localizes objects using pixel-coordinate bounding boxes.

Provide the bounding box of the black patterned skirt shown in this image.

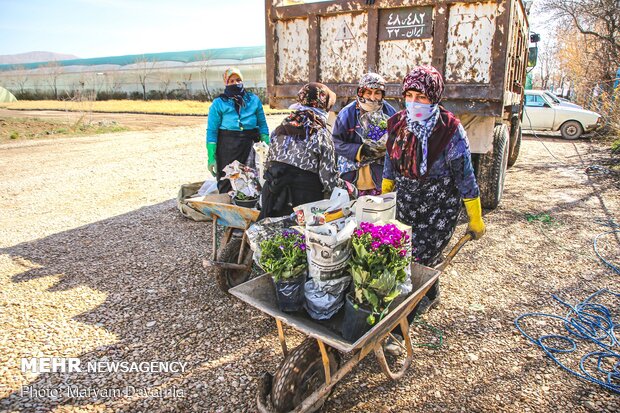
[395,175,462,267]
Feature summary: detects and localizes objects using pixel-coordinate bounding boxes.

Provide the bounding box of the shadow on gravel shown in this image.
[1,200,274,412]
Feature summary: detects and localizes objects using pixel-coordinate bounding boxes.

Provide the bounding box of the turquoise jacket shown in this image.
[206,92,269,145]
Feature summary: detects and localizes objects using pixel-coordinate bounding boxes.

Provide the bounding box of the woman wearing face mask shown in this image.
[206,67,270,193]
[383,65,485,313]
[259,82,357,219]
[332,73,397,196]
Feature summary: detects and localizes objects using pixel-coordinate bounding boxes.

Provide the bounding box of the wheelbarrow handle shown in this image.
[435,232,473,271]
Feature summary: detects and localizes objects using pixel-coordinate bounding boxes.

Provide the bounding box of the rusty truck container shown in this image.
[265,0,529,209]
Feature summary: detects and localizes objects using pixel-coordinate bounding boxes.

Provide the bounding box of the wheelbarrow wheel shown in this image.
[214,237,253,293]
[271,338,340,413]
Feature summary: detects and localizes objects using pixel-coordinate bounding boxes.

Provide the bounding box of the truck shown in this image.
[264,0,530,209]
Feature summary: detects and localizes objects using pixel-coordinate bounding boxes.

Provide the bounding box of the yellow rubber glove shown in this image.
[381,178,395,194]
[463,197,485,240]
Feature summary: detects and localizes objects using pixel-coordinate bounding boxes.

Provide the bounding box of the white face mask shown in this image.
[406,101,435,122]
[357,96,382,112]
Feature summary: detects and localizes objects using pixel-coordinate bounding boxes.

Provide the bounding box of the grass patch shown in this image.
[1,117,129,143]
[0,100,288,116]
[525,213,557,225]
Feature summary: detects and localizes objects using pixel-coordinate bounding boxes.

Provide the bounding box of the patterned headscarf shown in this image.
[223,67,243,85]
[402,66,444,104]
[296,82,336,111]
[357,72,386,97]
[274,83,335,140]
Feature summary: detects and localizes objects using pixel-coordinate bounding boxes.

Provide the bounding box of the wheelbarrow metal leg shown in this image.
[290,350,364,413]
[373,317,414,381]
[317,340,332,386]
[276,319,288,357]
[237,233,248,265]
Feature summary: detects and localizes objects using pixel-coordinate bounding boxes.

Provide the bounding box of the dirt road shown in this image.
[0,116,618,412]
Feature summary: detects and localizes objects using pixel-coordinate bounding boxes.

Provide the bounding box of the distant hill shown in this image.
[0,51,80,65]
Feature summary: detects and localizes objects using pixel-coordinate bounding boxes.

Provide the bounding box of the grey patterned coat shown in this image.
[266,128,348,194]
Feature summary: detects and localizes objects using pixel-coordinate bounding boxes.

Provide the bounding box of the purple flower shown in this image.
[371,241,381,250]
[299,243,307,251]
[399,249,407,257]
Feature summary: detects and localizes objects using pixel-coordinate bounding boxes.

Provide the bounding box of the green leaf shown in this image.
[363,289,379,309]
[384,289,400,303]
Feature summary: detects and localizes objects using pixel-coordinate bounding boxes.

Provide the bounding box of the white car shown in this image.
[522,90,602,139]
[542,90,582,109]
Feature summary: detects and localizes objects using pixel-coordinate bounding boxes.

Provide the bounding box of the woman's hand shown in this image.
[463,197,485,240]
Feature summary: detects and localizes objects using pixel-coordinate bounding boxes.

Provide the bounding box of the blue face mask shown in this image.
[406,101,435,122]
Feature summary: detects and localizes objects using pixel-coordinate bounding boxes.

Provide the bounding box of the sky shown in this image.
[1,0,553,60]
[0,0,269,58]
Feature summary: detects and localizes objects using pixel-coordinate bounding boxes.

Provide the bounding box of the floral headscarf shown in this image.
[388,65,459,178]
[357,72,386,97]
[296,82,336,111]
[223,67,243,85]
[402,65,444,104]
[274,83,336,140]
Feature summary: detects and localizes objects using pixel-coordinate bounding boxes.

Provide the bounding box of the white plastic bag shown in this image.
[349,192,396,224]
[293,187,350,226]
[305,217,356,282]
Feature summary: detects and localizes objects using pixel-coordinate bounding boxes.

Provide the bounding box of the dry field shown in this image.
[0,111,618,413]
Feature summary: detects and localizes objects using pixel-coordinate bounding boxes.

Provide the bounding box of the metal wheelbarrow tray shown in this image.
[230,262,441,413]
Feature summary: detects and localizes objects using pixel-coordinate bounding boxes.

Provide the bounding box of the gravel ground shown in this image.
[0,117,618,412]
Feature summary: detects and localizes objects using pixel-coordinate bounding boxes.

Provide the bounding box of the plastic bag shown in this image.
[305,217,356,282]
[304,276,351,320]
[246,215,298,264]
[348,192,396,224]
[222,160,261,198]
[293,187,350,226]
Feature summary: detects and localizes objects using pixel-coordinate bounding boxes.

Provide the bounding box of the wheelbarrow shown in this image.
[230,233,472,412]
[189,199,260,292]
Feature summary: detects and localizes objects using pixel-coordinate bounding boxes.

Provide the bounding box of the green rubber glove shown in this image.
[260,133,270,144]
[463,197,485,240]
[207,143,217,177]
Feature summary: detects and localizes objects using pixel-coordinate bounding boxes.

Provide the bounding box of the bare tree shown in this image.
[533,38,558,90]
[10,65,29,95]
[198,51,215,101]
[158,71,172,98]
[134,57,156,100]
[177,72,193,100]
[106,70,123,94]
[43,61,63,100]
[543,0,620,81]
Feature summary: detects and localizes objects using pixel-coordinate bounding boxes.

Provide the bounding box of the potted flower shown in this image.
[342,222,411,341]
[232,191,258,209]
[259,229,308,312]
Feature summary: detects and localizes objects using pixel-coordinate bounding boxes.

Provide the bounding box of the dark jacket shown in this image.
[331,100,397,187]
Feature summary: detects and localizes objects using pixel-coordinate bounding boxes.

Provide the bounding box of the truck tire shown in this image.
[477,124,509,210]
[560,120,583,140]
[508,119,521,167]
[271,338,340,413]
